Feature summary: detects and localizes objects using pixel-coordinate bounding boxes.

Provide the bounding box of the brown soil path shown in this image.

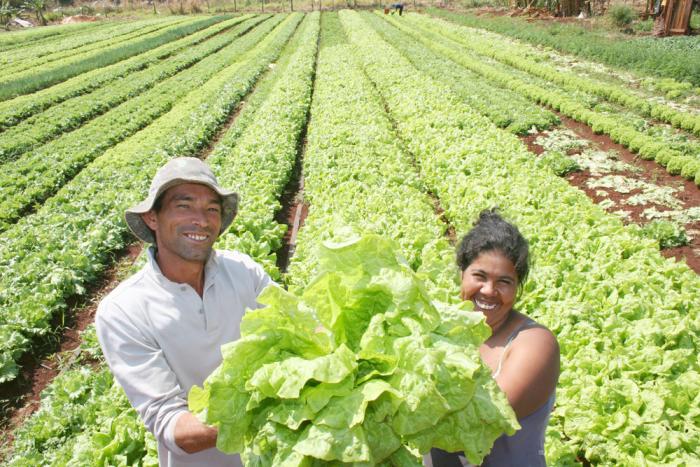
[522,113,700,274]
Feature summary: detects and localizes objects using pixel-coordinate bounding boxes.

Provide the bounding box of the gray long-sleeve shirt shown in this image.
[96,247,272,466]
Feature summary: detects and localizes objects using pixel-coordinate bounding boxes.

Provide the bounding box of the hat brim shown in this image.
[125,179,239,244]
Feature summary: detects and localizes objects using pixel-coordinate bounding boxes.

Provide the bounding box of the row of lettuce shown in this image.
[0,15,228,101]
[0,15,237,130]
[0,15,260,162]
[0,15,276,233]
[2,16,189,75]
[391,13,700,187]
[4,10,700,466]
[427,7,700,87]
[190,13,518,465]
[0,18,109,49]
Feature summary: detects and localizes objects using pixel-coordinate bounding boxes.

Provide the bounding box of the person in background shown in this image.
[430,208,560,467]
[96,157,272,467]
[391,2,405,15]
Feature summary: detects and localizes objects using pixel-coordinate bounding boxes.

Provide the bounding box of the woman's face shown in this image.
[461,250,519,329]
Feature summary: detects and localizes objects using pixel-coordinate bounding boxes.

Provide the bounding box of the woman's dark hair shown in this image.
[456,208,530,285]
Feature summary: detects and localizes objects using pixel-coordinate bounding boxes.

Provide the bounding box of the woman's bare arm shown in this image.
[494,327,560,419]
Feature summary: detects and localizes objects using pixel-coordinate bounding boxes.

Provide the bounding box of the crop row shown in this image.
[212,11,320,278]
[341,10,700,465]
[0,15,251,131]
[3,16,189,75]
[6,15,320,465]
[0,15,259,162]
[288,12,451,294]
[427,8,700,87]
[361,12,557,135]
[408,14,700,138]
[0,15,276,233]
[388,14,700,186]
[0,15,227,102]
[0,13,303,385]
[7,352,157,466]
[0,19,112,50]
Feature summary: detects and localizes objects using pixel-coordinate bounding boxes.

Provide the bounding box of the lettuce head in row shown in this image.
[189,234,519,465]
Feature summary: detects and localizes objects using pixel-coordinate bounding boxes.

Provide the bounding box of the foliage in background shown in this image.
[427,7,700,86]
[0,0,18,30]
[22,0,46,25]
[607,3,637,28]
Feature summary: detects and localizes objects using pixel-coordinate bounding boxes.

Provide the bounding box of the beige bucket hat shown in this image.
[125,157,239,244]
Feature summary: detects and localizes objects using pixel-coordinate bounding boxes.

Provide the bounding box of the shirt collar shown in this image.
[145,246,219,291]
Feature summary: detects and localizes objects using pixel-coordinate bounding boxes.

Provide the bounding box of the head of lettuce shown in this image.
[189,234,520,466]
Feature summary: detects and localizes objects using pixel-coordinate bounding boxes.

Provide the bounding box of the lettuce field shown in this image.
[1,9,699,466]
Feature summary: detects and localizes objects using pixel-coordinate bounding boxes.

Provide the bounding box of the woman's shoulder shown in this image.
[512,314,558,348]
[508,314,560,376]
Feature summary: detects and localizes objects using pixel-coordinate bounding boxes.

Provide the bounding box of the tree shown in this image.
[23,0,47,25]
[0,0,17,30]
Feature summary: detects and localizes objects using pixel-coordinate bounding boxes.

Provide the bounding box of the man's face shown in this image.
[141,183,223,264]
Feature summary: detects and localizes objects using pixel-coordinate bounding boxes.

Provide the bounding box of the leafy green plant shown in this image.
[640,220,688,249]
[0,0,17,30]
[537,150,580,176]
[607,4,637,29]
[190,235,518,464]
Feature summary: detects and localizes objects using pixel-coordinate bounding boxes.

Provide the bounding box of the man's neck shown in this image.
[154,249,207,297]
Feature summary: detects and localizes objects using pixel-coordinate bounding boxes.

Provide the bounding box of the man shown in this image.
[96,157,272,466]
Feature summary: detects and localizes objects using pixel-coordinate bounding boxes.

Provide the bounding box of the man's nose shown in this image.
[191,207,210,227]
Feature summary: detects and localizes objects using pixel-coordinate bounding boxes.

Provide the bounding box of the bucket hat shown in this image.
[125,157,238,244]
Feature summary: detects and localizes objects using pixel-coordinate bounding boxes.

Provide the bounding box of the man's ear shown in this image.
[141,210,158,232]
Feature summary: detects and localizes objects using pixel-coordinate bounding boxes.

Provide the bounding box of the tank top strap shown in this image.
[492,317,538,379]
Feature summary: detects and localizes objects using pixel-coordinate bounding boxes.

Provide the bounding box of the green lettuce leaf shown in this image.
[189,234,519,464]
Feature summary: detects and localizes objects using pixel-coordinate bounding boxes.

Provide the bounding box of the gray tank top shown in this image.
[428,318,555,467]
[483,318,554,467]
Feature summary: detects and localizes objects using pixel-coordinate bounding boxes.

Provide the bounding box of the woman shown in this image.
[430,209,560,467]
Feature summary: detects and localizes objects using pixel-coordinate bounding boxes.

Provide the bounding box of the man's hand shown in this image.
[174,411,218,454]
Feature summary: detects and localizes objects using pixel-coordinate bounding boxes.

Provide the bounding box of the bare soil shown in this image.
[522,113,700,274]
